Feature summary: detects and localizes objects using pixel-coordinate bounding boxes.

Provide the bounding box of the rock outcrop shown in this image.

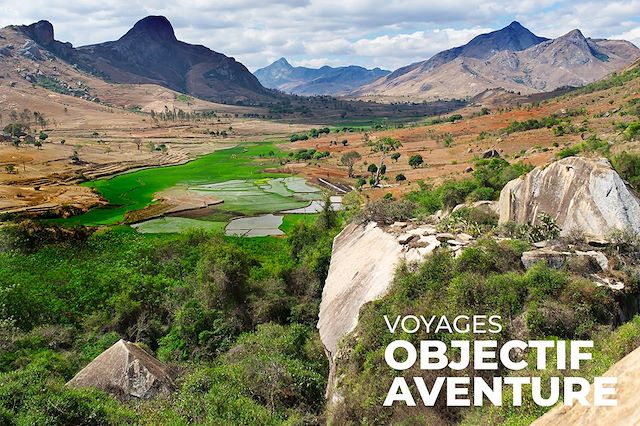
[531,345,640,426]
[499,157,640,239]
[318,221,476,399]
[521,248,608,272]
[66,339,176,399]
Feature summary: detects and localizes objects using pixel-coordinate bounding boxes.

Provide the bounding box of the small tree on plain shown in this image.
[368,136,401,186]
[340,151,362,177]
[409,154,424,168]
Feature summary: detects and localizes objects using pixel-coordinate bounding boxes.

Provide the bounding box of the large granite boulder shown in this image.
[318,221,474,400]
[498,157,640,239]
[66,339,177,399]
[318,222,404,361]
[532,345,640,425]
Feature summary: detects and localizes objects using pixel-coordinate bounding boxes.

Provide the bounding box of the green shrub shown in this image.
[611,151,640,189]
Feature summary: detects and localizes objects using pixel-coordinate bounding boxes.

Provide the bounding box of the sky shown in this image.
[1,0,639,71]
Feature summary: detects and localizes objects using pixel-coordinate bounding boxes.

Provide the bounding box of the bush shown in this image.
[611,151,640,189]
[408,154,424,168]
[623,121,640,140]
[356,199,416,225]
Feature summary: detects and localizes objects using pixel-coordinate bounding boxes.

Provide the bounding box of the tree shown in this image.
[5,164,15,174]
[409,154,424,168]
[34,140,42,149]
[395,173,406,182]
[391,152,401,162]
[367,163,378,176]
[317,193,338,230]
[340,151,361,177]
[4,123,28,138]
[38,131,48,143]
[133,138,142,150]
[368,136,402,186]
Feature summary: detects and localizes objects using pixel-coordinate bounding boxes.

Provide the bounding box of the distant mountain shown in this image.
[16,16,272,104]
[254,58,390,95]
[354,22,640,100]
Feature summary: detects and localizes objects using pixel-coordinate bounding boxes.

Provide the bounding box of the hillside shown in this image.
[353,22,640,101]
[255,57,389,95]
[13,17,274,104]
[290,62,640,199]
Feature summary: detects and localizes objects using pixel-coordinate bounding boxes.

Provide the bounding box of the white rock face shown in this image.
[532,345,640,426]
[318,222,405,358]
[499,157,640,239]
[318,221,474,399]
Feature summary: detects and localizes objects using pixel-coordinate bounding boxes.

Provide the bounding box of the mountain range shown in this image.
[2,17,639,104]
[254,58,389,95]
[353,21,640,100]
[14,16,272,104]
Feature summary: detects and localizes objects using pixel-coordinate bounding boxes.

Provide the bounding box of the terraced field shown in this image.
[61,142,328,236]
[62,143,289,226]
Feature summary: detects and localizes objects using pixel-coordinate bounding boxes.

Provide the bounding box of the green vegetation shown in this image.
[425,113,463,125]
[621,120,640,140]
[556,134,610,158]
[611,151,640,190]
[340,151,362,177]
[369,136,402,186]
[65,143,288,226]
[175,94,193,104]
[0,211,340,423]
[34,75,92,98]
[406,158,532,214]
[289,148,330,161]
[331,238,640,425]
[504,109,586,134]
[290,127,331,142]
[408,154,424,168]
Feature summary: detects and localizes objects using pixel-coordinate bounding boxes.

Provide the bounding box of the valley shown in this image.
[0,10,640,426]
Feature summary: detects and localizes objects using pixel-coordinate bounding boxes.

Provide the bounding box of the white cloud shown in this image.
[0,1,638,71]
[352,27,493,58]
[611,27,640,46]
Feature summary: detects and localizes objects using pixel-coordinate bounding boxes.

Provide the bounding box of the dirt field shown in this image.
[288,75,640,200]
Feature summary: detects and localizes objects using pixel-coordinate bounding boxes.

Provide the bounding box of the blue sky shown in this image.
[1,0,639,71]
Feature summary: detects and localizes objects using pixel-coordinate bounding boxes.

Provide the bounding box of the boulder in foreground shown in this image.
[532,345,640,425]
[499,157,640,239]
[66,339,177,399]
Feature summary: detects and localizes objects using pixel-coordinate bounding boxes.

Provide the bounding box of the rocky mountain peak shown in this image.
[465,21,549,55]
[273,57,293,68]
[122,15,177,42]
[21,20,55,45]
[558,28,588,43]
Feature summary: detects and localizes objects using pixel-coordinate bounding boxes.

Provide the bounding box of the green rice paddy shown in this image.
[63,143,290,226]
[62,142,325,236]
[189,177,319,214]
